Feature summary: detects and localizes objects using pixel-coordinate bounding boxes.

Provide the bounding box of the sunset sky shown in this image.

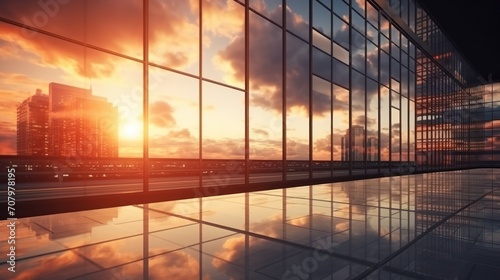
[0,0,421,160]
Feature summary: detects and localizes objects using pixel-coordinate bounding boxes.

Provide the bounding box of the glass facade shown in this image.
[0,0,494,204]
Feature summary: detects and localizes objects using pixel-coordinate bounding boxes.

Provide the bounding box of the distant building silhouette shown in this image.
[17,89,49,156]
[341,126,365,161]
[367,137,379,161]
[16,83,119,157]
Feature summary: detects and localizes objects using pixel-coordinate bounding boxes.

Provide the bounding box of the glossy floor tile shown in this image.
[1,169,500,279]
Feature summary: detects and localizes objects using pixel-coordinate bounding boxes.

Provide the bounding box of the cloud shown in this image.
[203,138,245,159]
[199,0,244,39]
[150,130,198,158]
[252,128,269,138]
[11,242,199,280]
[286,139,309,160]
[0,121,16,155]
[168,128,192,139]
[215,4,315,116]
[249,138,282,160]
[150,101,176,128]
[314,134,333,155]
[0,0,205,78]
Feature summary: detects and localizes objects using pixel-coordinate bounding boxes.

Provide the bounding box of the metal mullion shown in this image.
[143,0,149,193]
[245,0,249,185]
[309,0,313,180]
[348,1,353,176]
[199,0,203,189]
[283,0,287,182]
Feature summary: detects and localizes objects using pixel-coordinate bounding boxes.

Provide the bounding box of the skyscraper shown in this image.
[16,89,49,156]
[341,126,365,161]
[367,137,379,161]
[48,83,119,157]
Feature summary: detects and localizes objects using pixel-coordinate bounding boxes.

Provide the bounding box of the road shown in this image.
[1,169,398,202]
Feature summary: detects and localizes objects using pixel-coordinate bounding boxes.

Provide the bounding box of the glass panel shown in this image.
[202,81,244,160]
[332,58,350,89]
[367,41,378,81]
[312,75,332,162]
[313,29,331,55]
[401,35,409,54]
[332,42,349,65]
[401,50,408,67]
[380,16,389,38]
[0,20,144,198]
[0,0,85,41]
[148,67,199,189]
[250,0,282,25]
[352,0,366,17]
[409,71,415,100]
[351,70,366,165]
[391,43,400,61]
[83,1,141,60]
[401,67,409,97]
[367,79,379,164]
[149,68,199,159]
[391,24,400,46]
[332,84,349,175]
[367,23,378,44]
[391,58,400,80]
[392,90,400,109]
[381,34,390,53]
[401,0,409,24]
[401,96,409,161]
[286,33,309,179]
[202,0,245,89]
[313,0,332,38]
[409,0,416,31]
[391,78,400,93]
[351,30,365,73]
[85,49,144,159]
[150,0,199,75]
[391,107,401,162]
[319,0,332,10]
[333,0,350,23]
[286,0,309,40]
[366,2,378,27]
[380,51,390,87]
[313,47,332,81]
[249,11,282,161]
[332,14,350,49]
[381,86,390,161]
[351,10,365,35]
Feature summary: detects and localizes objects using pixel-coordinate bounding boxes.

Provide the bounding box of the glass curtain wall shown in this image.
[0,0,487,201]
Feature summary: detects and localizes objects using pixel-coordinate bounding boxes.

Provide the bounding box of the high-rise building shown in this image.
[341,126,365,161]
[48,83,119,157]
[16,89,49,156]
[367,137,379,161]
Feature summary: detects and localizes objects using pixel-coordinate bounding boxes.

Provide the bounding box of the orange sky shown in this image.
[0,0,420,160]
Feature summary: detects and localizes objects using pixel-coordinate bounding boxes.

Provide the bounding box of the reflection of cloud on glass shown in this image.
[203,138,246,159]
[286,139,309,160]
[150,101,176,128]
[150,132,198,158]
[249,138,282,159]
[215,5,315,115]
[252,128,269,138]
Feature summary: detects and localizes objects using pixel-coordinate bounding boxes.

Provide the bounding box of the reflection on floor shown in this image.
[1,169,500,279]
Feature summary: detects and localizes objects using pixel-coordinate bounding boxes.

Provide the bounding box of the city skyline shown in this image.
[17,83,118,158]
[0,0,394,161]
[0,0,498,166]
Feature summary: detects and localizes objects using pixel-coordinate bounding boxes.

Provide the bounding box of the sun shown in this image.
[120,121,143,139]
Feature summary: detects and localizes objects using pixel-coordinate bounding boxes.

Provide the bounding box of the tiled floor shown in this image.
[1,169,500,279]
